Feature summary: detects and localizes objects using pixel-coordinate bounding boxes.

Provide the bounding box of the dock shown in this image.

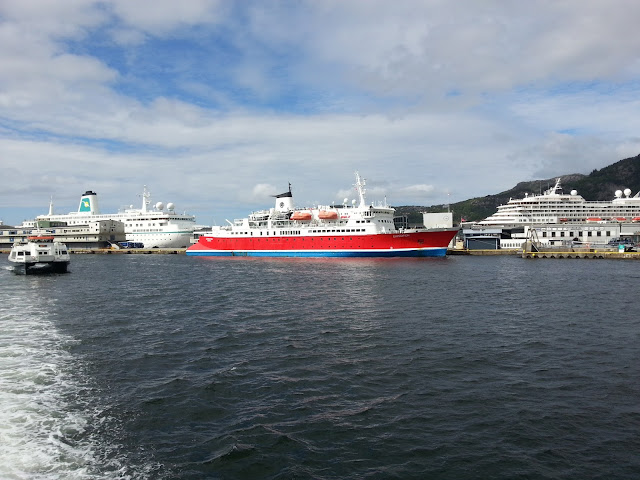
[520,233,640,259]
[522,249,640,259]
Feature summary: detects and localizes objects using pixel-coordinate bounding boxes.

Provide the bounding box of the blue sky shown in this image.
[1,0,640,226]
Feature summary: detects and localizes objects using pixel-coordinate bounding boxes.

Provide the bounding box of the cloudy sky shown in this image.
[1,0,640,226]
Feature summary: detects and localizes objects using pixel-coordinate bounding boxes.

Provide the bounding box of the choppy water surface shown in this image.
[1,254,638,479]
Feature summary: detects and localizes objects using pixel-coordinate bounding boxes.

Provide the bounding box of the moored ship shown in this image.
[477,178,640,226]
[24,186,196,248]
[187,173,458,258]
[464,178,640,250]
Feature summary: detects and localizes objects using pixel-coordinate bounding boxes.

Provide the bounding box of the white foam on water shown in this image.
[0,287,129,479]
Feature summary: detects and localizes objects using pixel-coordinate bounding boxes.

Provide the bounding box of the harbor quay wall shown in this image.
[451,248,640,259]
[0,247,186,255]
[3,247,639,259]
[521,250,640,260]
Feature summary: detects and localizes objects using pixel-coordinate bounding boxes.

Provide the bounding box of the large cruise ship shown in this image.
[464,178,640,250]
[477,178,640,226]
[187,172,458,257]
[26,187,196,248]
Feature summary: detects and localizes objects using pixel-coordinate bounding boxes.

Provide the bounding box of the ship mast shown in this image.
[141,186,150,213]
[354,171,366,207]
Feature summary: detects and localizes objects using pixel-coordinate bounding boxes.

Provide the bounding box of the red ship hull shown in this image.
[187,229,458,257]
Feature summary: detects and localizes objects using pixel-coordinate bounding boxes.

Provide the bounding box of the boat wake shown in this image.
[0,285,160,478]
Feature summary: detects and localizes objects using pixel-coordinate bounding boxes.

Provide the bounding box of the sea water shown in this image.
[0,255,638,479]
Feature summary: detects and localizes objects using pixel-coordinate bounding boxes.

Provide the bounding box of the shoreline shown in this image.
[3,247,640,259]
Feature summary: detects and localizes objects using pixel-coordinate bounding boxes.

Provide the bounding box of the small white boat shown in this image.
[8,236,70,274]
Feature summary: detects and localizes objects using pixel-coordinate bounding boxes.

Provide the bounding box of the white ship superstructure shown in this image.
[28,186,196,248]
[477,178,640,226]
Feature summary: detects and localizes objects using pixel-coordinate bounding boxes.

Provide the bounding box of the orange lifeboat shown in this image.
[291,211,312,221]
[611,217,627,222]
[318,210,338,220]
[632,217,640,222]
[586,217,602,222]
[28,236,55,241]
[559,218,568,222]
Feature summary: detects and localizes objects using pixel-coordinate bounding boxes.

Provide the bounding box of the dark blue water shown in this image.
[1,254,639,479]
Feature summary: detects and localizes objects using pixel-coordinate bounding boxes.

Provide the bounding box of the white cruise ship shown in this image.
[464,178,640,250]
[477,178,640,226]
[26,187,196,248]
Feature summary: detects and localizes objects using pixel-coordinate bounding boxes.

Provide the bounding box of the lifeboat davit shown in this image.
[318,210,338,220]
[586,217,602,222]
[291,211,312,221]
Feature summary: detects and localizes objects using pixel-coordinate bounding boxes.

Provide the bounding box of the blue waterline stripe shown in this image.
[186,248,447,258]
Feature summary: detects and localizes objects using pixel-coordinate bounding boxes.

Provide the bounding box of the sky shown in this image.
[1,0,640,226]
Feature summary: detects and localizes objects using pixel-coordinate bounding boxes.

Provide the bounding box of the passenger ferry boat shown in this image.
[477,178,640,226]
[8,236,70,274]
[187,173,458,257]
[26,187,196,248]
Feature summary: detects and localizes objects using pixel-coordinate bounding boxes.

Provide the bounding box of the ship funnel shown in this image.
[273,183,294,212]
[78,191,99,214]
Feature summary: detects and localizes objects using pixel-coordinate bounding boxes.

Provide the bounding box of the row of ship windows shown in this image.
[13,250,67,256]
[127,223,167,227]
[230,228,368,236]
[518,218,628,222]
[541,231,612,237]
[510,208,640,213]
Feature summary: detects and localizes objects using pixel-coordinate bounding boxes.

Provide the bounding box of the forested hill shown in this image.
[395,153,640,224]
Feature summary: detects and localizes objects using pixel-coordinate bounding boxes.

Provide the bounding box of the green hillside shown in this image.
[395,153,640,224]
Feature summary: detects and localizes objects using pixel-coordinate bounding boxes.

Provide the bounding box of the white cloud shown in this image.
[0,0,639,226]
[109,0,225,34]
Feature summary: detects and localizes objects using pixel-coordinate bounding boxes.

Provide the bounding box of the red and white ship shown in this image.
[187,172,458,258]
